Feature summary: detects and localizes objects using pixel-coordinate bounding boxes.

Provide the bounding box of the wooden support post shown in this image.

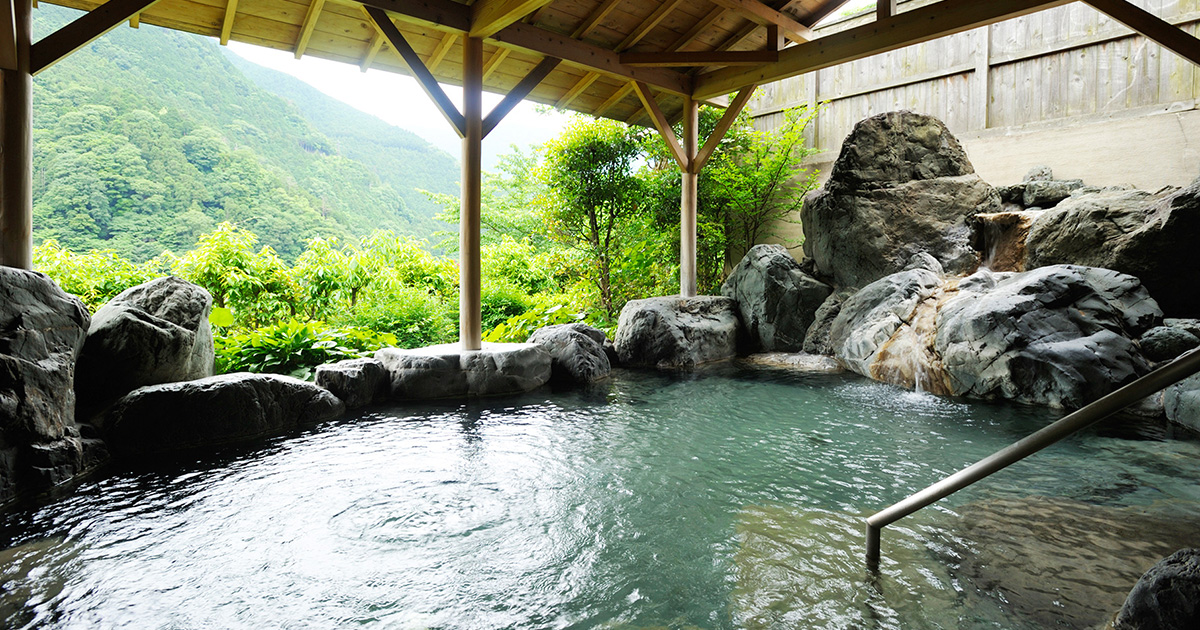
[680,96,698,298]
[0,0,30,269]
[460,36,483,350]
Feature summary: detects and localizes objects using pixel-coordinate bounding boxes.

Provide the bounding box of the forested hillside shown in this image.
[31,5,457,261]
[223,51,458,231]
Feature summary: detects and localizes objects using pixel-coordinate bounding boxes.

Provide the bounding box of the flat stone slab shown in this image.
[738,352,844,373]
[375,342,551,400]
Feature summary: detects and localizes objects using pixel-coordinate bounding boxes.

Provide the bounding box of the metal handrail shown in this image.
[865,346,1200,572]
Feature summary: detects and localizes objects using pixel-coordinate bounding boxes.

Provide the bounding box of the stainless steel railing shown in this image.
[865,346,1200,572]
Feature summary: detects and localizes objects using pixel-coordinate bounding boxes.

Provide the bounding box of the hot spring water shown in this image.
[2,365,1198,629]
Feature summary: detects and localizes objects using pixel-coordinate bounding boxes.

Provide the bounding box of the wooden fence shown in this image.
[751,0,1200,182]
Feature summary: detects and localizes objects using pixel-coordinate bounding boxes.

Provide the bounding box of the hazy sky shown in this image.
[228,42,574,171]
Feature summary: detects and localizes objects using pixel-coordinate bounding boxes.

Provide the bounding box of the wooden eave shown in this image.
[36,0,1198,125]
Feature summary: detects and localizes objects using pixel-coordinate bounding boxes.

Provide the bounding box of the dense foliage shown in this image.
[32,6,455,262]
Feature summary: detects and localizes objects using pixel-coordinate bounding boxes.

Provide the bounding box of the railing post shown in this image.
[865,523,881,573]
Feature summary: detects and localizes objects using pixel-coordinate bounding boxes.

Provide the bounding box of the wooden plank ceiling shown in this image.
[37,0,1076,125]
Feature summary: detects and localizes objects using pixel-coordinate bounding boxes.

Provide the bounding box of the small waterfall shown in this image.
[868,279,958,396]
[971,210,1045,272]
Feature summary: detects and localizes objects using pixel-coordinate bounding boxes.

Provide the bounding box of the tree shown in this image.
[540,119,645,317]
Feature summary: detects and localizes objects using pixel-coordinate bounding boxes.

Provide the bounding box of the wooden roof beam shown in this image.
[694,0,1071,99]
[220,0,238,45]
[595,82,635,116]
[31,0,160,74]
[634,82,687,170]
[471,0,556,38]
[359,0,692,96]
[295,0,326,59]
[365,6,466,136]
[708,0,815,43]
[555,72,598,107]
[571,0,624,39]
[482,47,510,79]
[1082,0,1200,66]
[668,6,727,51]
[621,50,777,66]
[617,0,686,52]
[483,56,560,136]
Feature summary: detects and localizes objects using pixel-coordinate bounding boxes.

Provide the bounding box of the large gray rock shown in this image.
[1026,177,1200,317]
[1164,372,1200,435]
[721,244,832,352]
[376,343,551,399]
[801,111,999,287]
[828,264,1160,408]
[802,288,856,355]
[528,323,610,383]
[935,266,1160,408]
[1140,326,1200,363]
[1115,548,1200,630]
[614,296,740,369]
[101,373,344,456]
[0,268,102,505]
[75,277,214,420]
[315,358,389,409]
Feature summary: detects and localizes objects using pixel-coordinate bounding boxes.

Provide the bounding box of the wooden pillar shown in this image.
[680,96,698,298]
[460,36,483,350]
[0,0,31,270]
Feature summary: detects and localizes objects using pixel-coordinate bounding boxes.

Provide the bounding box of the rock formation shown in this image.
[0,268,106,505]
[376,342,551,399]
[528,323,611,383]
[613,296,740,369]
[315,358,390,409]
[75,277,214,419]
[828,265,1160,408]
[1114,548,1200,630]
[101,373,344,456]
[801,111,999,288]
[721,244,832,352]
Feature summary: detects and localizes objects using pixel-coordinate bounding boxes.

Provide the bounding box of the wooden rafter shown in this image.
[359,28,385,70]
[621,50,777,66]
[1082,0,1200,66]
[555,72,598,107]
[482,47,510,79]
[427,32,457,73]
[571,0,624,39]
[220,0,239,46]
[365,6,466,136]
[668,6,726,51]
[31,0,160,74]
[595,81,635,116]
[695,0,1070,98]
[803,0,858,27]
[359,0,691,95]
[471,0,556,38]
[295,0,326,59]
[482,56,561,136]
[617,0,685,52]
[708,0,815,42]
[129,13,139,28]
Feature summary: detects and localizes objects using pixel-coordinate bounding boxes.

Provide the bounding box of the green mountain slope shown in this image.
[223,50,459,232]
[31,6,455,261]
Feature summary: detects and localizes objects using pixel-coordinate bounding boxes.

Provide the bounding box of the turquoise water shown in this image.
[2,366,1199,629]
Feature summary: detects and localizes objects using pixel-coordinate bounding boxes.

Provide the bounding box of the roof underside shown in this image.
[41,0,1073,125]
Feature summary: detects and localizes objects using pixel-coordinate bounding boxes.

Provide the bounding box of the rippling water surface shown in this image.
[2,366,1199,629]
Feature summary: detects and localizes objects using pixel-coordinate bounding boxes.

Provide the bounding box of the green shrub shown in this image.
[33,240,164,312]
[332,286,455,349]
[214,320,397,380]
[480,281,534,331]
[483,298,587,343]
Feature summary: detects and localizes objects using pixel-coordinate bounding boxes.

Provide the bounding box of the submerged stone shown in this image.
[613,295,740,369]
[375,342,551,399]
[1115,548,1200,630]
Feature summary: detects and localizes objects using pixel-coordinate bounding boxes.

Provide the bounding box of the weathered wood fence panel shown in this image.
[752,0,1200,160]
